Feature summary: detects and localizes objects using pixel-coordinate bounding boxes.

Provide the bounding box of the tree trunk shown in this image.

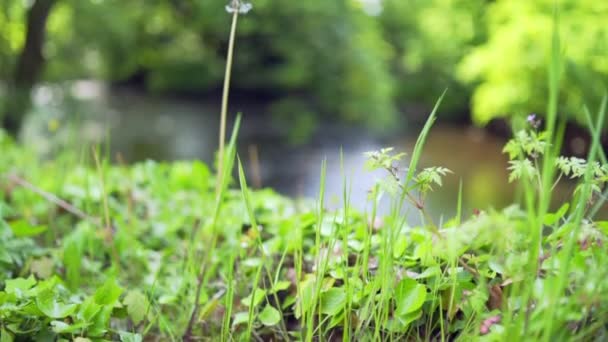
[2,0,57,135]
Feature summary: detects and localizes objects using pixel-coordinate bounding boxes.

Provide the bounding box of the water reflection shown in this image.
[24,82,588,223]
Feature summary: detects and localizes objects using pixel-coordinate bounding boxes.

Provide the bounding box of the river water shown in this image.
[22,81,581,222]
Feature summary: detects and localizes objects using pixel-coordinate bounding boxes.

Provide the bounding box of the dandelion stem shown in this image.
[216,9,239,196]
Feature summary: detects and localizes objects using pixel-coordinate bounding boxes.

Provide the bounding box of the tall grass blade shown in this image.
[404,89,446,187]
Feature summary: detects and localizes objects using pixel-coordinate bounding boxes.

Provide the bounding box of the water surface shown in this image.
[24,82,582,222]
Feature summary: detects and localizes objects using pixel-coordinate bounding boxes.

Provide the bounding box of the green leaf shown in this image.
[241,288,265,308]
[258,304,281,326]
[393,235,408,258]
[123,290,149,324]
[36,289,78,319]
[119,331,143,342]
[320,287,346,316]
[5,276,36,298]
[8,220,47,237]
[232,312,250,327]
[77,297,102,323]
[87,305,113,337]
[413,266,441,279]
[396,310,423,331]
[270,281,291,294]
[507,159,537,183]
[395,278,427,316]
[295,276,315,319]
[50,320,87,334]
[94,278,123,306]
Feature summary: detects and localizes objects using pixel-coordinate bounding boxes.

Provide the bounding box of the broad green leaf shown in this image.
[94,278,123,306]
[320,287,346,316]
[8,220,47,237]
[395,278,427,316]
[258,304,281,326]
[5,276,36,298]
[36,289,77,318]
[123,290,149,324]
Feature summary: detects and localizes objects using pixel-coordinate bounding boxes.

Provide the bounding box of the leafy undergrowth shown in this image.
[1,116,608,342]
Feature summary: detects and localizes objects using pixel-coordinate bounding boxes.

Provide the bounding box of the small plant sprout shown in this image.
[415,166,452,193]
[505,125,608,202]
[364,147,451,213]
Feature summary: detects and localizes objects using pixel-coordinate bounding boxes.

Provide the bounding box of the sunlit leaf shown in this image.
[258,304,281,326]
[123,290,149,324]
[36,289,77,318]
[8,220,47,238]
[395,278,427,316]
[94,278,123,306]
[241,288,265,308]
[320,287,346,316]
[5,276,36,298]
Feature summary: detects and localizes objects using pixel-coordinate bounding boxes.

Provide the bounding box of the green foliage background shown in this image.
[1,0,607,127]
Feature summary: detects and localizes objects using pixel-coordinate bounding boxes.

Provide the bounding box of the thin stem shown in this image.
[551,172,563,191]
[92,147,120,272]
[533,157,543,192]
[6,173,100,226]
[216,10,239,196]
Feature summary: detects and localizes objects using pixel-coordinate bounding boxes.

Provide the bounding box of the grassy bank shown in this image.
[1,95,608,340]
[2,3,608,341]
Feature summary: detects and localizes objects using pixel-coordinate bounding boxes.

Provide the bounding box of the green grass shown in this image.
[2,89,608,340]
[1,4,608,342]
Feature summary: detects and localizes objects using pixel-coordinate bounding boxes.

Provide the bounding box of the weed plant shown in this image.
[0,2,607,341]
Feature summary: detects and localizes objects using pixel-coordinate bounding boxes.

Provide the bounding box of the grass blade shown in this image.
[404,89,446,186]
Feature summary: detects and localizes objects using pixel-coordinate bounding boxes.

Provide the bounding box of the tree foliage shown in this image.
[1,0,607,130]
[458,0,608,124]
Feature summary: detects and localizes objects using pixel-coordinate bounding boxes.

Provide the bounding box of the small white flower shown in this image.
[226,1,253,14]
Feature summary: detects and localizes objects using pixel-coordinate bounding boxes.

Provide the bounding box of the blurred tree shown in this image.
[380,0,487,119]
[1,0,607,135]
[458,0,608,125]
[45,0,398,132]
[1,0,57,134]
